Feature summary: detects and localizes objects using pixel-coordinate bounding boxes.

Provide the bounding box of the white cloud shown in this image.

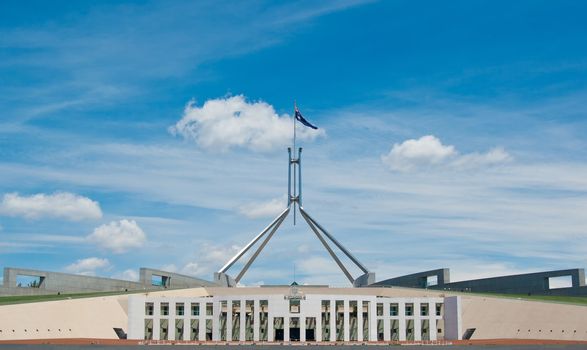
[381,135,511,172]
[452,147,512,169]
[160,264,178,273]
[170,95,324,152]
[178,243,241,278]
[112,269,139,281]
[87,219,146,253]
[238,195,287,219]
[0,192,102,221]
[181,262,207,277]
[64,257,111,276]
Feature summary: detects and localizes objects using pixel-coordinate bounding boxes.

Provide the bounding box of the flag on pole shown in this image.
[294,107,318,129]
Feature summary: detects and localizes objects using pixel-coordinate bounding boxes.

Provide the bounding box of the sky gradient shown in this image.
[1,0,586,286]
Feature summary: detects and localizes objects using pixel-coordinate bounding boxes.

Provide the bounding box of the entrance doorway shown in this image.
[290,317,300,341]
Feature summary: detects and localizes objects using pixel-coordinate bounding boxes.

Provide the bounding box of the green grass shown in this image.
[0,290,143,305]
[467,292,587,305]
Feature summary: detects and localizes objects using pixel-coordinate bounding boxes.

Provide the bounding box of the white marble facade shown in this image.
[128,290,459,342]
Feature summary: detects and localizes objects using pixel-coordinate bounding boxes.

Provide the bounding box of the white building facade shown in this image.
[127,289,461,342]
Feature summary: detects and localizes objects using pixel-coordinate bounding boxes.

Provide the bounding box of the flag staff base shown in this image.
[214,147,375,288]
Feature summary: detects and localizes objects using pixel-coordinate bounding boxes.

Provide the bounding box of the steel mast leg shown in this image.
[235,207,290,283]
[215,206,291,286]
[300,206,375,287]
[299,209,354,284]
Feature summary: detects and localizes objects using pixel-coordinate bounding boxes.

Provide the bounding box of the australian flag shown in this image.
[294,107,318,129]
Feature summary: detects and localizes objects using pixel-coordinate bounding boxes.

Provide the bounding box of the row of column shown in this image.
[376,301,442,342]
[141,298,443,342]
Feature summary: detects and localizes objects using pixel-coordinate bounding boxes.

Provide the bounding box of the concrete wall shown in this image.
[439,269,585,295]
[373,268,587,297]
[0,267,217,296]
[139,268,217,289]
[371,269,450,289]
[1,267,144,296]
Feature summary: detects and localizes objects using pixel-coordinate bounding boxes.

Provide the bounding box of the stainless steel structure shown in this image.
[215,148,375,287]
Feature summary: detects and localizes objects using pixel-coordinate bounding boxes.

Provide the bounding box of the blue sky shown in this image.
[1,0,586,286]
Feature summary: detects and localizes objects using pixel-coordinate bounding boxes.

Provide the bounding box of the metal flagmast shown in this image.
[214,103,375,288]
[292,101,297,225]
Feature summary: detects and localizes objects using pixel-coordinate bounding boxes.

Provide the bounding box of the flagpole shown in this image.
[293,100,296,157]
[293,100,297,225]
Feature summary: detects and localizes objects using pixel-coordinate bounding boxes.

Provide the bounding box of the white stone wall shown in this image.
[127,293,452,342]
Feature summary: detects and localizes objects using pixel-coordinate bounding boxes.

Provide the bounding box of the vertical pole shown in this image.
[288,148,292,207]
[293,101,297,157]
[293,102,297,225]
[298,147,302,207]
[293,154,297,226]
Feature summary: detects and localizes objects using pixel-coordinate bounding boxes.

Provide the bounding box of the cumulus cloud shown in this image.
[0,192,102,221]
[87,219,146,253]
[64,257,111,275]
[170,95,324,152]
[382,135,511,172]
[238,195,287,219]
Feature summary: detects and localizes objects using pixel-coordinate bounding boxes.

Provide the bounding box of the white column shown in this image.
[198,308,205,341]
[369,300,377,341]
[254,299,260,342]
[284,316,290,342]
[414,301,421,341]
[183,309,190,341]
[153,301,161,341]
[153,318,160,341]
[240,299,246,341]
[168,302,176,341]
[226,300,232,341]
[329,300,336,342]
[429,317,437,341]
[300,317,306,342]
[444,296,462,340]
[427,302,436,341]
[127,297,143,340]
[383,301,390,341]
[343,300,350,341]
[267,316,274,342]
[212,302,220,341]
[316,310,323,342]
[398,302,406,341]
[357,300,363,342]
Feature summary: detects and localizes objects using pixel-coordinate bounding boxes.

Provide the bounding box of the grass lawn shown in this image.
[0,290,142,305]
[468,292,587,305]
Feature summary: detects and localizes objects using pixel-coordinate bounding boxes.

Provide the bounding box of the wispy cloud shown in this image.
[0,1,369,124]
[381,135,512,172]
[112,269,139,282]
[175,243,242,278]
[238,195,287,219]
